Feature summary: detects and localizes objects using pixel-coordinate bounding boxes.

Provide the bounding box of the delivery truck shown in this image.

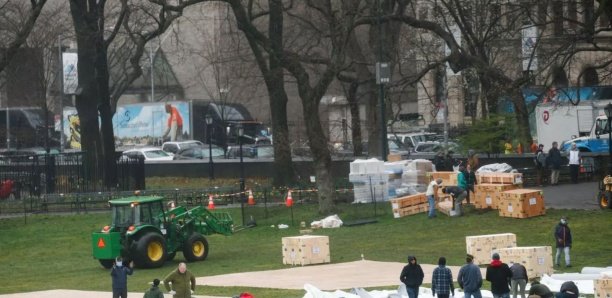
[63,101,268,150]
[534,101,612,152]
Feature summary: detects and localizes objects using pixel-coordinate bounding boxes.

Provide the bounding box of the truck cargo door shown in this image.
[577,109,593,133]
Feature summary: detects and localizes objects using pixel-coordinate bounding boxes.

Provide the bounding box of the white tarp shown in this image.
[540,274,595,295]
[310,215,343,229]
[303,284,495,298]
[475,163,515,173]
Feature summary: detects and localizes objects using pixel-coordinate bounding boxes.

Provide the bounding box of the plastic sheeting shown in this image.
[581,266,612,274]
[475,163,515,173]
[302,284,495,298]
[310,215,343,229]
[540,274,595,295]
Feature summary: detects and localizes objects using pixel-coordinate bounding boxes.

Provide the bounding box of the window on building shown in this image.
[581,67,599,86]
[553,1,564,36]
[552,66,569,87]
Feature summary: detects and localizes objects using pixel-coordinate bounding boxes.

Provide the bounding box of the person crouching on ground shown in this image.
[400,255,424,298]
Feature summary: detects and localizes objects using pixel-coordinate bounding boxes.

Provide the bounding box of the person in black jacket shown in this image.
[111,257,134,298]
[547,142,563,185]
[554,216,572,267]
[400,256,424,298]
[485,253,513,298]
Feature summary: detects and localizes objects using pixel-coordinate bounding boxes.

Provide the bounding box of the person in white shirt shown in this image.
[568,143,580,184]
[426,178,443,218]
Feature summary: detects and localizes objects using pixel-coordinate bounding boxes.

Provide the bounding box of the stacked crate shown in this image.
[497,246,553,277]
[428,171,458,186]
[594,278,612,298]
[390,193,428,218]
[477,172,523,185]
[473,184,521,209]
[498,189,546,218]
[465,233,517,265]
[282,235,330,266]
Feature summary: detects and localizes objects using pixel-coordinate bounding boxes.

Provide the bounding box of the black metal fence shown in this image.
[0,152,144,199]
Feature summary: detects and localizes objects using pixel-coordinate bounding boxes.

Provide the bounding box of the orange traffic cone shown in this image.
[207,194,215,210]
[248,190,255,205]
[285,190,293,207]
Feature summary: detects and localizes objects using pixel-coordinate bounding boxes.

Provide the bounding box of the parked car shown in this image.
[412,141,459,155]
[388,132,440,150]
[161,140,204,155]
[173,146,225,160]
[122,147,173,161]
[249,144,274,158]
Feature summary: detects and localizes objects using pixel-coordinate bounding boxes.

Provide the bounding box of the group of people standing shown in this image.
[110,259,196,298]
[534,141,582,186]
[399,247,576,298]
[400,253,529,298]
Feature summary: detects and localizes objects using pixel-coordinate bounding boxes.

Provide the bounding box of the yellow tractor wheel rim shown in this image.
[148,241,164,262]
[601,194,609,208]
[192,241,205,257]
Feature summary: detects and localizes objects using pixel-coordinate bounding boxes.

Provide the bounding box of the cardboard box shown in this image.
[465,233,517,265]
[282,235,330,266]
[594,279,612,298]
[477,173,523,185]
[473,184,521,209]
[387,154,403,162]
[497,246,553,277]
[498,189,546,218]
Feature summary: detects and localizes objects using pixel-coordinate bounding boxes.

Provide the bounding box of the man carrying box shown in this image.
[442,186,467,216]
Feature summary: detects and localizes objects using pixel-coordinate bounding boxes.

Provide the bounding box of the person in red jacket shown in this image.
[486,253,513,298]
[162,104,183,141]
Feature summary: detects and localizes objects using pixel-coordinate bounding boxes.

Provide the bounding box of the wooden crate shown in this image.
[594,279,612,298]
[428,171,458,186]
[392,203,428,218]
[498,189,546,218]
[436,194,463,216]
[390,193,427,209]
[497,246,553,277]
[390,193,429,218]
[282,235,330,266]
[477,172,523,185]
[473,184,521,209]
[465,233,517,265]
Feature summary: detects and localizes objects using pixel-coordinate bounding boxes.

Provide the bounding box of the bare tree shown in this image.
[0,0,48,74]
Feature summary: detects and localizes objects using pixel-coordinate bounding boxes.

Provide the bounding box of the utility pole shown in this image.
[376,0,389,161]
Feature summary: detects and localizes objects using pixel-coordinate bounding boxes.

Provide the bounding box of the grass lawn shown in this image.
[0,203,610,298]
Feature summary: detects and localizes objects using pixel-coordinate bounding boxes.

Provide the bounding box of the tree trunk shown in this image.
[347,82,363,155]
[267,0,295,186]
[510,88,532,150]
[70,0,102,178]
[302,98,336,214]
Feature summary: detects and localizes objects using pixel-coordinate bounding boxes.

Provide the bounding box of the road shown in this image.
[535,181,600,210]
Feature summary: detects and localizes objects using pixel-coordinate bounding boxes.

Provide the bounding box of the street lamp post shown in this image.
[205,115,214,180]
[605,103,612,175]
[238,124,246,226]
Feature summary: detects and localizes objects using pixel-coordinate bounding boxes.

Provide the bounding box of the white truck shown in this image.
[535,102,611,152]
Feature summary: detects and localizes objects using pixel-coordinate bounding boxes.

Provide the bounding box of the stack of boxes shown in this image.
[389,193,428,218]
[282,235,330,266]
[349,159,388,203]
[498,189,546,218]
[466,233,553,277]
[473,172,523,210]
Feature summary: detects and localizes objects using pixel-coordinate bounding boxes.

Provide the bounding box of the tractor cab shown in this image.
[110,197,166,230]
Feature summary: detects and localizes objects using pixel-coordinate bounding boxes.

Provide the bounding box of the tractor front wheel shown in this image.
[134,233,167,268]
[99,259,114,269]
[598,191,612,209]
[183,233,209,262]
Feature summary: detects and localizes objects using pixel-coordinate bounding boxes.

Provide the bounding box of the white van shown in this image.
[387,132,439,149]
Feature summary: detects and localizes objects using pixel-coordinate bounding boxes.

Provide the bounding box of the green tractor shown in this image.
[92,196,233,268]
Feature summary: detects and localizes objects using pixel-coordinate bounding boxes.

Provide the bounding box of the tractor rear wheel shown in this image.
[598,191,612,209]
[99,259,114,269]
[134,233,167,268]
[183,233,209,262]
